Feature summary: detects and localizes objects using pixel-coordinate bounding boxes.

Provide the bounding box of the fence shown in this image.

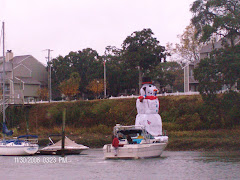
[0,91,200,105]
[108,91,200,99]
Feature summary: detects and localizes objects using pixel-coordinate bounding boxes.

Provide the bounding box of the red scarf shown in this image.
[138,96,158,100]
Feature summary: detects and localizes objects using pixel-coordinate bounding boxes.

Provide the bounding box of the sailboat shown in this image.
[0,22,39,155]
[39,135,89,155]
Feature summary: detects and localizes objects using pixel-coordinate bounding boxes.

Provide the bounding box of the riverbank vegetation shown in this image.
[1,94,239,150]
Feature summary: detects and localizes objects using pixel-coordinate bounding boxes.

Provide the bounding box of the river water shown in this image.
[0,149,239,180]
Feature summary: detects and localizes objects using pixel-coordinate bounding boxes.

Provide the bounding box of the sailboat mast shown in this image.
[2,22,6,124]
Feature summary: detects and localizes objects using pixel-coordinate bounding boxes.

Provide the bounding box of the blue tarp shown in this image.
[133,139,143,144]
[17,135,38,139]
[2,122,13,136]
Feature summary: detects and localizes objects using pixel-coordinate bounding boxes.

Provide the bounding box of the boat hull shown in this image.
[103,143,167,159]
[39,137,89,155]
[39,147,87,155]
[0,145,39,156]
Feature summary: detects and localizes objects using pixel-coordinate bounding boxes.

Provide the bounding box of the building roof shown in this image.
[0,54,46,72]
[0,55,32,65]
[9,55,32,64]
[14,77,41,85]
[200,38,240,54]
[200,41,223,54]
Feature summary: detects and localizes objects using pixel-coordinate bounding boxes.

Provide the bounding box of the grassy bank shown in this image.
[167,128,240,151]
[1,95,240,151]
[35,126,240,151]
[3,123,240,151]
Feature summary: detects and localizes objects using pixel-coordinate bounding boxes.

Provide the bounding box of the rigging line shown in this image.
[126,106,136,121]
[0,23,3,51]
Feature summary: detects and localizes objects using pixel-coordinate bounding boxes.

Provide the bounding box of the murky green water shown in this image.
[1,149,239,180]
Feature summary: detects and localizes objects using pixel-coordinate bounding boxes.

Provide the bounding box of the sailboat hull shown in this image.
[0,144,39,156]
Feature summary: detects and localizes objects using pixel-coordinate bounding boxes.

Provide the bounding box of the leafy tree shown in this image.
[190,0,240,128]
[215,45,240,89]
[104,46,138,96]
[68,48,102,95]
[150,62,184,92]
[59,72,81,100]
[50,48,102,99]
[194,45,240,100]
[0,87,2,99]
[190,0,240,45]
[104,46,124,96]
[194,55,222,101]
[87,79,104,98]
[221,91,240,127]
[122,28,168,92]
[50,55,71,100]
[167,24,203,64]
[37,87,49,101]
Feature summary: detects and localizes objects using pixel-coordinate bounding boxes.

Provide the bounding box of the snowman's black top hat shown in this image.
[142,77,152,84]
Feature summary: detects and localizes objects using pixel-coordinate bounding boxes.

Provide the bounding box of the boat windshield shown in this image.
[113,125,155,139]
[118,129,142,136]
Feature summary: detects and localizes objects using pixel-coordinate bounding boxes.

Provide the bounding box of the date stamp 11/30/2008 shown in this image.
[14,157,69,164]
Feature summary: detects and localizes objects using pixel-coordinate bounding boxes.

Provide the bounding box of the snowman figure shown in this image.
[135,77,163,136]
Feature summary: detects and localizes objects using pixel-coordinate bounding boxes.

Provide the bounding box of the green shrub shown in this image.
[162,122,181,131]
[88,124,112,134]
[4,93,239,134]
[47,105,64,126]
[161,107,179,122]
[221,91,240,128]
[176,113,203,131]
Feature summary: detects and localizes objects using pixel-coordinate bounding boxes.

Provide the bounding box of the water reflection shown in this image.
[0,149,239,180]
[198,151,240,163]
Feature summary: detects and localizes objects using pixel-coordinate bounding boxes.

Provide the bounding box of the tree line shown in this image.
[47,29,183,100]
[44,0,239,107]
[33,0,240,130]
[187,0,240,128]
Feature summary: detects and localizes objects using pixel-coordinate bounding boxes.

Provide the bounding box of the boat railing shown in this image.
[17,135,39,144]
[22,138,38,144]
[119,139,128,144]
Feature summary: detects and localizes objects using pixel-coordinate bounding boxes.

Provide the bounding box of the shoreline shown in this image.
[36,128,240,151]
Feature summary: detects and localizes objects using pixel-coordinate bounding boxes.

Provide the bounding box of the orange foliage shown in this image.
[37,87,49,100]
[59,72,80,100]
[87,79,104,96]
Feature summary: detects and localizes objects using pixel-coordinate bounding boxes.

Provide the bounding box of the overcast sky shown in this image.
[1,0,195,65]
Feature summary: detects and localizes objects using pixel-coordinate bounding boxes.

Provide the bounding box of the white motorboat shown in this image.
[39,136,89,155]
[103,77,168,159]
[0,135,39,156]
[103,124,168,159]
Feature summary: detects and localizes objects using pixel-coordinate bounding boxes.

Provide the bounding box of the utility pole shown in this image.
[2,22,6,128]
[104,59,106,98]
[103,51,107,99]
[45,49,53,102]
[138,66,142,95]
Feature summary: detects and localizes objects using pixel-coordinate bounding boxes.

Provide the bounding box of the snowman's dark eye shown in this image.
[149,85,151,87]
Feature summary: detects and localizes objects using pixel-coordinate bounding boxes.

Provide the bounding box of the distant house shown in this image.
[0,51,48,103]
[184,61,199,92]
[184,39,239,93]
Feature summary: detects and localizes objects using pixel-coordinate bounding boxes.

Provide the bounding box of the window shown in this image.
[189,65,194,77]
